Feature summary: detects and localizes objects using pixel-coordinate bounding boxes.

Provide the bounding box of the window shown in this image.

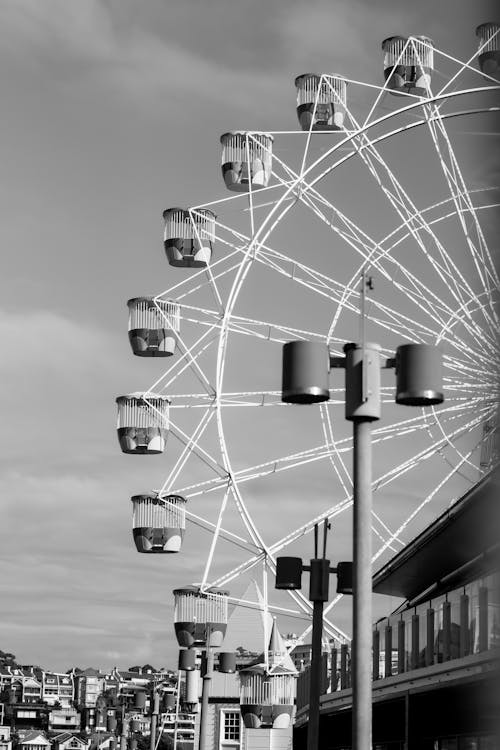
[222,711,240,741]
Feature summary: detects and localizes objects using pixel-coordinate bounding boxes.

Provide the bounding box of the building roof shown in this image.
[222,580,274,654]
[240,618,298,676]
[52,734,88,747]
[19,732,50,746]
[372,470,500,601]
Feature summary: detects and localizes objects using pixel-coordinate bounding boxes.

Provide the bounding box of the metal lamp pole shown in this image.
[306,523,330,750]
[276,524,352,750]
[282,270,445,748]
[198,627,213,750]
[149,690,160,750]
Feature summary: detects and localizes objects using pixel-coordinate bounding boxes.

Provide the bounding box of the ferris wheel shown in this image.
[116,26,500,649]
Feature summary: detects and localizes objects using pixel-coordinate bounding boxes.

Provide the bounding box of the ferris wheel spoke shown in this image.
[273,146,486,350]
[200,484,232,589]
[372,435,490,567]
[422,100,499,312]
[320,402,352,499]
[156,245,243,301]
[158,406,217,496]
[179,501,260,553]
[149,326,218,397]
[266,406,488,560]
[168,416,228,479]
[210,552,349,641]
[343,121,484,326]
[434,36,500,97]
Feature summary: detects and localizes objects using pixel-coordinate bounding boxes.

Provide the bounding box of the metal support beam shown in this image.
[307,599,325,750]
[352,419,373,750]
[199,634,213,750]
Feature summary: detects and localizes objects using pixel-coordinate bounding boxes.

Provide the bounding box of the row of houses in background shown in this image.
[0,665,178,734]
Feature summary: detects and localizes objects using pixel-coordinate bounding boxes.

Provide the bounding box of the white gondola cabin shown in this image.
[239,620,297,730]
[220,132,273,192]
[127,297,180,357]
[382,36,434,97]
[116,393,170,455]
[163,208,216,268]
[131,493,187,553]
[173,586,229,648]
[477,23,500,79]
[295,74,347,131]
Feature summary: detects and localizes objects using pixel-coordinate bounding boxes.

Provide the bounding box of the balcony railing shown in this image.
[297,571,500,710]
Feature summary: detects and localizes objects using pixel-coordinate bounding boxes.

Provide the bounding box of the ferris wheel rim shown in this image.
[203,78,499,619]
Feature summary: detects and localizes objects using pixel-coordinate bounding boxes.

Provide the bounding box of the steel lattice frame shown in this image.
[134,34,499,647]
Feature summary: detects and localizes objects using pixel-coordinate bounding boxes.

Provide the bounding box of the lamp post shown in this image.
[198,627,214,750]
[275,522,353,750]
[281,277,444,749]
[177,643,236,750]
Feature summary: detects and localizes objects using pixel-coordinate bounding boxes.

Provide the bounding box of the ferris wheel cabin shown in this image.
[476,23,500,79]
[127,297,180,357]
[173,586,229,648]
[220,131,273,192]
[116,393,170,454]
[382,36,434,96]
[163,207,216,268]
[131,493,186,553]
[295,74,347,131]
[239,671,296,729]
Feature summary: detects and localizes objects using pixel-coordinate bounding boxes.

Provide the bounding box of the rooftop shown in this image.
[372,470,500,601]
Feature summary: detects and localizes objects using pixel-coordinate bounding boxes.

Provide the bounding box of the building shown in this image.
[0,726,12,750]
[10,703,49,730]
[74,670,105,709]
[42,674,74,708]
[47,708,81,734]
[294,470,500,748]
[17,731,51,750]
[52,733,90,750]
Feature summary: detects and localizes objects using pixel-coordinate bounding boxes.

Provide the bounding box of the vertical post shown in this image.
[307,598,325,750]
[398,619,406,674]
[199,629,213,750]
[372,629,380,681]
[330,647,338,691]
[460,594,470,657]
[352,418,373,750]
[478,586,489,652]
[425,608,434,667]
[173,671,181,750]
[442,601,451,662]
[384,623,392,678]
[340,644,348,689]
[149,692,159,750]
[411,614,419,670]
[120,703,127,750]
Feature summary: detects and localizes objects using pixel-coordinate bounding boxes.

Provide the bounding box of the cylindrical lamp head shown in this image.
[178,648,197,671]
[336,561,353,595]
[275,557,303,589]
[218,652,236,674]
[134,691,146,709]
[163,693,176,712]
[282,341,330,404]
[309,558,330,602]
[395,344,444,406]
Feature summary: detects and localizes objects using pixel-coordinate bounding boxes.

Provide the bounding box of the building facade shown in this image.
[294,472,500,749]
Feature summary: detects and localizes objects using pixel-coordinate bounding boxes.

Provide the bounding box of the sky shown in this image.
[0,0,498,673]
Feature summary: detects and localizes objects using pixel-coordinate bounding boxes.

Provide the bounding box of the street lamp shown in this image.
[281,295,443,749]
[177,645,236,750]
[275,521,353,750]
